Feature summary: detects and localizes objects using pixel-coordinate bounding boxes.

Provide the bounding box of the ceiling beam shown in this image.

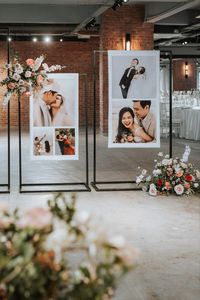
[146,0,200,23]
[71,4,111,34]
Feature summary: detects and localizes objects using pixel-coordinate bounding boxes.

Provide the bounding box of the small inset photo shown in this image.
[55,128,76,156]
[32,128,53,158]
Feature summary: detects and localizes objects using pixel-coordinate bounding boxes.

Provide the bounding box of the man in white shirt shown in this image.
[132,100,156,140]
[33,90,58,127]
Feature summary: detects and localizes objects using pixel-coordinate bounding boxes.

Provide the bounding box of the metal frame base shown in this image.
[91,181,142,192]
[0,184,10,194]
[19,182,91,193]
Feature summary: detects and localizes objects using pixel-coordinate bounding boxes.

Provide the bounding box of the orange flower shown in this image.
[184,182,190,189]
[36,74,44,84]
[26,58,35,67]
[165,182,171,190]
[176,170,184,178]
[7,82,16,90]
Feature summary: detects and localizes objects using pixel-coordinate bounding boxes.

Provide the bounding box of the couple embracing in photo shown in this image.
[33,90,72,127]
[115,100,156,144]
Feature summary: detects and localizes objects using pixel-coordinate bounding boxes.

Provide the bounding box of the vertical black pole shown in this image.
[18,96,22,191]
[93,51,96,183]
[83,74,89,187]
[169,51,173,157]
[7,28,10,191]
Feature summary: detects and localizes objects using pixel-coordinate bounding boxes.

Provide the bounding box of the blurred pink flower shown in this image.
[26,58,35,67]
[18,207,52,229]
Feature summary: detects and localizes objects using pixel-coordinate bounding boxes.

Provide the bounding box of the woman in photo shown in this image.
[115,107,153,143]
[50,94,73,126]
[63,133,75,155]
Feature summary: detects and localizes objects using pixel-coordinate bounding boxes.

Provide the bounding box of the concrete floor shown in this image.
[0,130,200,300]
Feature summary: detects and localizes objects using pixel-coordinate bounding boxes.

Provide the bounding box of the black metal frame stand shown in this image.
[0,27,10,194]
[91,50,173,191]
[18,73,91,193]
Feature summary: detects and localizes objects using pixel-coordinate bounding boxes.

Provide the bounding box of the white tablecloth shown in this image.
[173,107,200,140]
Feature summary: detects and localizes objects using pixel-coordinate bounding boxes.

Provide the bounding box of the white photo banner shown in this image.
[30,73,79,160]
[108,50,160,148]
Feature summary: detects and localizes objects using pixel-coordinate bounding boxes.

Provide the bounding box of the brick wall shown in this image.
[0,38,99,127]
[99,5,154,133]
[173,59,197,91]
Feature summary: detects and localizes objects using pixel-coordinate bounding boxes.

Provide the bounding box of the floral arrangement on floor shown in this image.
[0,193,137,300]
[0,55,64,106]
[136,146,200,196]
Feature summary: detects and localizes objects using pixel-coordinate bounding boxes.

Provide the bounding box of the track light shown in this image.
[44,36,51,43]
[112,0,129,11]
[33,37,37,42]
[85,18,96,30]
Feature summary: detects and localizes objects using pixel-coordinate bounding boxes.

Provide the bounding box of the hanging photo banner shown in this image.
[30,73,79,160]
[108,50,160,148]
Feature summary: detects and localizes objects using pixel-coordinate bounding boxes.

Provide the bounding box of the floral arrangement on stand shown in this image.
[0,193,137,300]
[0,55,64,106]
[136,146,200,196]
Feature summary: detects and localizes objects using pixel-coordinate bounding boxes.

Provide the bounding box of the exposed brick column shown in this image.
[99,5,154,134]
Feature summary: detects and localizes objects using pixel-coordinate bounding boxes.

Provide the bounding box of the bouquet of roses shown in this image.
[0,55,64,106]
[136,146,200,196]
[0,193,137,300]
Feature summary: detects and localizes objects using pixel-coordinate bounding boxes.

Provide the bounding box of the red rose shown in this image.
[185,175,193,181]
[157,179,163,187]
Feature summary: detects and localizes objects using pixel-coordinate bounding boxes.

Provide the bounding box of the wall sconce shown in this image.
[185,62,188,78]
[125,33,131,50]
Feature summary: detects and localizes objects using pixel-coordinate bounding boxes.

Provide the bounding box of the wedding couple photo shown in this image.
[109,99,160,148]
[31,73,78,127]
[109,50,159,100]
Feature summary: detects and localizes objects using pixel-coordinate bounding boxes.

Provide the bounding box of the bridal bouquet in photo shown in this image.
[0,55,64,106]
[0,193,137,300]
[136,146,200,196]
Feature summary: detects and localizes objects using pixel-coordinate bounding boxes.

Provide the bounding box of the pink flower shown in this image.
[18,207,52,229]
[174,184,184,195]
[26,58,35,67]
[36,74,44,84]
[184,182,190,189]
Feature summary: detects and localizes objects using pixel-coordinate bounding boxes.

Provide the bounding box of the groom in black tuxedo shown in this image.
[119,58,139,99]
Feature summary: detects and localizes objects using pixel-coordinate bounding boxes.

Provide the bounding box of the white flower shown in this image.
[194,183,199,188]
[153,169,161,176]
[33,55,44,71]
[136,174,144,184]
[15,64,23,74]
[181,162,187,169]
[12,73,21,81]
[20,87,26,93]
[158,152,163,157]
[149,183,157,196]
[42,63,49,71]
[157,163,161,167]
[25,71,32,78]
[75,210,90,224]
[174,184,184,195]
[165,154,170,159]
[173,159,178,164]
[162,159,170,166]
[18,207,52,229]
[146,176,151,182]
[141,169,147,176]
[19,79,24,85]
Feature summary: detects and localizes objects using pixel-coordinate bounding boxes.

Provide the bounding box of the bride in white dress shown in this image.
[50,94,73,126]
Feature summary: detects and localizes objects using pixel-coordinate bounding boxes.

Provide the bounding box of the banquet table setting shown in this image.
[160,90,200,140]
